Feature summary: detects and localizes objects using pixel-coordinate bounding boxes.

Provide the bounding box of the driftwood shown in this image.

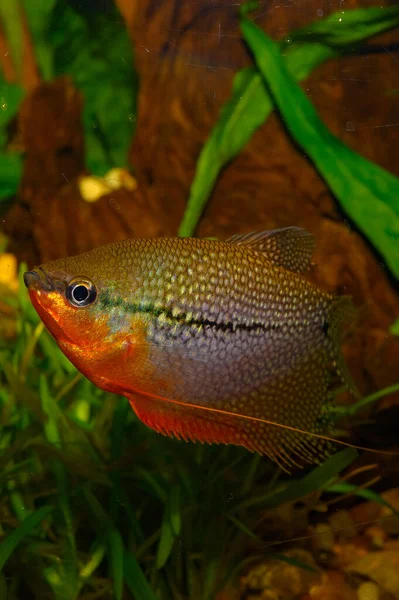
[3,0,398,401]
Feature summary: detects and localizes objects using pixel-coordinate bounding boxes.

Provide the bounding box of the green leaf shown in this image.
[0,2,23,80]
[169,485,182,537]
[241,16,399,278]
[22,0,56,80]
[40,375,78,591]
[0,79,24,133]
[48,1,138,175]
[390,319,399,336]
[267,553,318,573]
[178,5,399,237]
[108,529,124,600]
[229,515,259,541]
[0,506,53,572]
[0,77,24,200]
[326,482,399,518]
[156,503,176,569]
[124,551,159,600]
[237,448,358,512]
[186,557,202,600]
[337,382,399,417]
[0,153,23,201]
[155,484,182,569]
[266,448,358,509]
[287,6,399,48]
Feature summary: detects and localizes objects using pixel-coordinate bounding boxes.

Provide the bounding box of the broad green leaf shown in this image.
[0,505,53,572]
[0,153,23,201]
[241,17,399,277]
[124,551,159,600]
[0,2,23,80]
[48,1,138,175]
[390,319,399,336]
[0,79,24,132]
[286,6,399,48]
[0,78,24,200]
[178,5,399,237]
[22,0,56,80]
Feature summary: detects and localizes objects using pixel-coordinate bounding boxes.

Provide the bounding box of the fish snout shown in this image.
[23,268,54,292]
[23,270,40,289]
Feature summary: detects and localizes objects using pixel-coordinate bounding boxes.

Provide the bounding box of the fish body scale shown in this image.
[25,232,356,469]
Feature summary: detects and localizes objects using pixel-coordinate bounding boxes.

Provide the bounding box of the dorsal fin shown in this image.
[226,226,315,273]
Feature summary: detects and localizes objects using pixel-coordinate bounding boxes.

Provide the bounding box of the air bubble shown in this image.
[317,9,324,17]
[345,121,355,132]
[285,36,292,45]
[0,97,7,111]
[128,113,136,123]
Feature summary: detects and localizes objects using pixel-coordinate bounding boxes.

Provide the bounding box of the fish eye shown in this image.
[66,277,97,308]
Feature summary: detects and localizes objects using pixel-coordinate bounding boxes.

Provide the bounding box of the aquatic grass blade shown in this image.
[109,400,130,522]
[263,448,358,509]
[229,515,259,541]
[178,5,399,237]
[155,483,182,569]
[233,448,357,512]
[0,505,53,572]
[40,375,78,593]
[241,17,399,277]
[169,485,182,537]
[82,487,154,599]
[108,529,124,600]
[156,503,176,569]
[124,550,159,600]
[186,557,202,600]
[266,553,318,573]
[337,382,399,417]
[326,482,399,518]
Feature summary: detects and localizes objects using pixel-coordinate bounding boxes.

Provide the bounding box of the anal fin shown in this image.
[127,367,335,473]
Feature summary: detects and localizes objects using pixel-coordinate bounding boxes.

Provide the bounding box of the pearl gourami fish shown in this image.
[24,227,358,469]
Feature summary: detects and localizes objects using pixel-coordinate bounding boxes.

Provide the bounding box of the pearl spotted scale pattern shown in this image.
[33,228,357,469]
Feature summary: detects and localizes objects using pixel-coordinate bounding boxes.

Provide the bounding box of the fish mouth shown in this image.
[23,267,55,292]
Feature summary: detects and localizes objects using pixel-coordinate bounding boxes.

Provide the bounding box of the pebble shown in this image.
[357,581,379,600]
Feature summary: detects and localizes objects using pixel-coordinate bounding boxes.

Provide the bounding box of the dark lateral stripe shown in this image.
[98,293,273,334]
